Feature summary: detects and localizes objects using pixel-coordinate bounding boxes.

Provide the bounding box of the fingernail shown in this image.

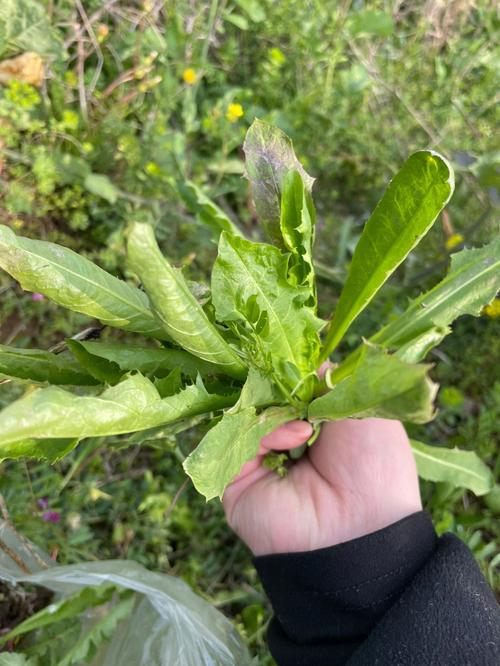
[285,421,312,437]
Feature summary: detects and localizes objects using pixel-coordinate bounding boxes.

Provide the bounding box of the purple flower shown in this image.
[42,511,61,523]
[31,293,45,301]
[37,497,49,510]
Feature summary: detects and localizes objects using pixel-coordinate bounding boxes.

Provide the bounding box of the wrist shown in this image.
[340,497,423,546]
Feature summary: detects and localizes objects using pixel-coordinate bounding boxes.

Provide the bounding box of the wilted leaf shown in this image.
[0,225,165,338]
[184,405,298,500]
[127,222,247,379]
[410,439,494,495]
[309,345,437,423]
[321,151,454,358]
[0,52,44,86]
[243,119,314,245]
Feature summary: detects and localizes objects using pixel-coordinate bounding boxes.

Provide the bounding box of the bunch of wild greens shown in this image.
[0,121,498,500]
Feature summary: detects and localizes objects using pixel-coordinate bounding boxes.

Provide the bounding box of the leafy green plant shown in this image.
[0,121,497,501]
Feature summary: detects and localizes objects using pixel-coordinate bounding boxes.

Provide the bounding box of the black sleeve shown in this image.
[253,511,500,665]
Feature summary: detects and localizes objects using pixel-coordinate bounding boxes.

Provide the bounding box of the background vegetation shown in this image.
[0,0,498,662]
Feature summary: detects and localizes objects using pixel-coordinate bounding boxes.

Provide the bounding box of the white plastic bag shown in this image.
[0,522,252,666]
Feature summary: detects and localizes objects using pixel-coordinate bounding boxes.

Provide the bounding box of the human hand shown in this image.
[223,418,422,556]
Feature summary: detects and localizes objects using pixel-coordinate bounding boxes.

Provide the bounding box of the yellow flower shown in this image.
[226,102,244,123]
[182,68,197,85]
[484,298,500,318]
[445,233,464,251]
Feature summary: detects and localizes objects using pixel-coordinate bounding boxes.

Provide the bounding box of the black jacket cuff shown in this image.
[253,511,436,663]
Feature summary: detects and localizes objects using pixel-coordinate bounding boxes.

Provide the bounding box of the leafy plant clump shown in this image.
[0,121,498,500]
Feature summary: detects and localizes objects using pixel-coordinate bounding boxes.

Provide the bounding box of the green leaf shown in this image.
[309,345,437,423]
[243,119,314,246]
[410,439,494,496]
[321,151,454,359]
[0,225,165,338]
[127,222,247,379]
[224,12,249,30]
[0,0,61,58]
[237,367,283,410]
[0,344,99,385]
[184,405,298,500]
[0,437,78,463]
[0,585,116,645]
[234,0,265,23]
[76,341,231,378]
[484,485,500,514]
[178,180,245,238]
[394,328,449,364]
[53,151,91,185]
[280,170,316,301]
[57,592,135,666]
[0,654,36,666]
[373,238,500,358]
[212,232,323,397]
[154,368,183,397]
[83,173,118,204]
[348,10,394,38]
[67,340,122,385]
[334,237,500,379]
[0,374,238,448]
